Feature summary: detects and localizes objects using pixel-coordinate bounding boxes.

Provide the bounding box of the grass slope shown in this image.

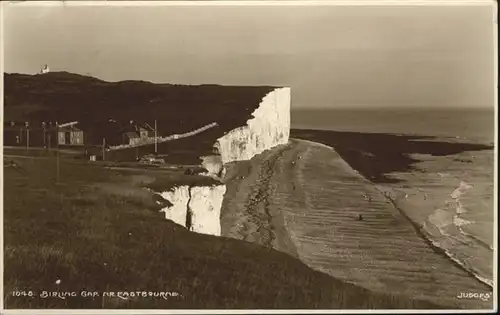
[4,72,274,144]
[3,155,444,309]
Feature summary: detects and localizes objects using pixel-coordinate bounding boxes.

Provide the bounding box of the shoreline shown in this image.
[298,138,494,288]
[290,128,494,286]
[222,137,493,308]
[290,138,494,289]
[377,185,494,289]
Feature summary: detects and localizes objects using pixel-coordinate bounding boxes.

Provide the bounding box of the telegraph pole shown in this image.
[102,137,106,161]
[25,122,30,151]
[42,122,47,148]
[154,119,158,154]
[56,122,60,183]
[48,123,52,152]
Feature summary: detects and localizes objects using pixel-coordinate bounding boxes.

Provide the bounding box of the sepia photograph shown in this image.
[0,0,497,313]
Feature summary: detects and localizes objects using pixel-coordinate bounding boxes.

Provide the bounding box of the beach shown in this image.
[221,136,493,309]
[290,108,495,290]
[374,148,494,286]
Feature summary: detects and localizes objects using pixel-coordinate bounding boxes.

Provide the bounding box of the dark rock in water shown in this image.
[291,129,493,184]
[357,214,363,221]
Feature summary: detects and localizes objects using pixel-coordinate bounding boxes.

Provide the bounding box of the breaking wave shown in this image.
[423,181,493,287]
[376,180,493,288]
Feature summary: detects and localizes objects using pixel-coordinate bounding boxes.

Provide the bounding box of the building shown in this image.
[122,131,141,145]
[120,121,155,146]
[58,124,85,146]
[40,64,50,74]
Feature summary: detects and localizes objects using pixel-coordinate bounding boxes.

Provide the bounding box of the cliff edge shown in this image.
[215,87,291,164]
[145,86,291,236]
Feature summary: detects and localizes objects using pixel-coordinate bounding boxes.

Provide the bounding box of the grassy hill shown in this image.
[4,72,274,128]
[4,72,275,157]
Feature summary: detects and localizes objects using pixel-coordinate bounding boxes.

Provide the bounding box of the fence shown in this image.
[108,122,219,151]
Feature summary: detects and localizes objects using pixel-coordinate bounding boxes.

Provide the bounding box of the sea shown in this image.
[291,108,496,287]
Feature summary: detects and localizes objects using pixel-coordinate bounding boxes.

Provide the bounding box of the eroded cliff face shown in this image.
[214,87,291,164]
[158,185,190,227]
[188,185,226,236]
[154,184,226,236]
[199,155,224,179]
[154,87,290,237]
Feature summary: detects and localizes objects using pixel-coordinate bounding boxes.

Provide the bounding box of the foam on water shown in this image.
[374,176,492,288]
[428,181,475,234]
[423,180,493,287]
[456,202,468,214]
[428,209,454,234]
[422,228,494,288]
[450,181,473,199]
[453,216,474,227]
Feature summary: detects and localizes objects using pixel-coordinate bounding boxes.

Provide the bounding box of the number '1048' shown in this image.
[12,291,35,297]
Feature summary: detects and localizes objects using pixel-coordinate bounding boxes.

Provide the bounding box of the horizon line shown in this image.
[291,105,496,110]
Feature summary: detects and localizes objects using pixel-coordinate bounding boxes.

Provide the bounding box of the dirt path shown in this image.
[221,139,493,309]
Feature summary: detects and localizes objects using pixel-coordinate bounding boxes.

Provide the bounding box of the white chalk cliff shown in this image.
[156,184,226,236]
[214,87,291,164]
[153,87,291,236]
[158,185,190,227]
[189,185,226,236]
[199,155,224,178]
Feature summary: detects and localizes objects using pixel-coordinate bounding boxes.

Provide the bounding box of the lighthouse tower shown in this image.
[40,64,50,74]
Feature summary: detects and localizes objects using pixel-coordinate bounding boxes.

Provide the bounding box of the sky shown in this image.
[2,2,496,109]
